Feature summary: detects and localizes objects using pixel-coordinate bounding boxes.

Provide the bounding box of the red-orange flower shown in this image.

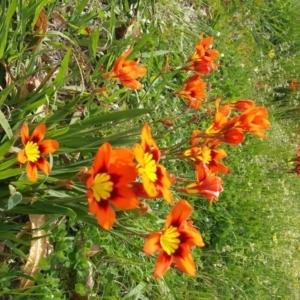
[181,162,223,204]
[183,134,230,174]
[228,99,256,112]
[102,47,147,89]
[134,124,173,203]
[181,33,219,75]
[17,124,59,182]
[204,104,244,145]
[175,75,207,109]
[235,106,270,138]
[144,200,205,278]
[85,143,139,230]
[219,127,245,145]
[290,79,300,92]
[190,34,219,63]
[205,105,234,135]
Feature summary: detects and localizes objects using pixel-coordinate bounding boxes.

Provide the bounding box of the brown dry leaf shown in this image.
[33,10,48,51]
[19,214,47,289]
[0,62,12,90]
[86,245,100,258]
[126,20,143,39]
[52,11,67,29]
[138,202,151,216]
[34,10,48,35]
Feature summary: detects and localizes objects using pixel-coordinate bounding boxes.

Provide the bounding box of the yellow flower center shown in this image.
[91,173,113,202]
[25,141,40,162]
[138,153,157,182]
[197,146,211,164]
[160,226,180,255]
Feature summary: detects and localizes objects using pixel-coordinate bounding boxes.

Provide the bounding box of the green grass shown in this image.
[1,0,300,299]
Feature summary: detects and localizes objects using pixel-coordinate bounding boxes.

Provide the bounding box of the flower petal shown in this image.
[39,139,59,154]
[180,227,205,247]
[20,124,29,146]
[153,251,173,278]
[133,143,144,166]
[111,187,139,210]
[17,149,28,164]
[142,173,158,197]
[144,232,161,255]
[161,187,173,204]
[114,47,133,72]
[121,79,142,90]
[111,148,134,164]
[90,200,115,230]
[165,200,193,228]
[173,245,196,276]
[26,161,38,182]
[113,165,138,186]
[36,156,50,175]
[93,143,111,173]
[31,124,46,143]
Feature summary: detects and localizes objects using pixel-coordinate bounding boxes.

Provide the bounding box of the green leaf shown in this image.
[0,157,18,171]
[0,140,13,161]
[122,283,145,300]
[52,48,72,88]
[46,98,80,127]
[0,168,22,180]
[0,0,17,58]
[39,257,50,271]
[141,50,171,58]
[33,201,77,218]
[7,192,23,210]
[0,110,13,140]
[77,108,152,128]
[89,26,99,60]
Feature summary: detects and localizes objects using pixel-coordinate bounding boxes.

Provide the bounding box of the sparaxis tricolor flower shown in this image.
[102,47,147,89]
[17,124,59,182]
[85,143,139,230]
[144,200,205,278]
[133,124,173,203]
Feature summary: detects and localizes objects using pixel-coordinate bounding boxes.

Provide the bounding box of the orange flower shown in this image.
[17,124,59,182]
[144,200,205,278]
[205,104,244,145]
[102,47,147,89]
[181,33,219,75]
[175,75,207,109]
[183,136,230,174]
[219,127,245,145]
[205,105,233,135]
[189,34,219,63]
[134,124,173,203]
[228,99,256,112]
[235,106,270,138]
[181,59,218,75]
[85,143,139,230]
[290,79,300,92]
[181,162,223,204]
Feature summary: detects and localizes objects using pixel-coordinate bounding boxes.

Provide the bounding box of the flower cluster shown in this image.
[172,35,270,206]
[14,33,270,280]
